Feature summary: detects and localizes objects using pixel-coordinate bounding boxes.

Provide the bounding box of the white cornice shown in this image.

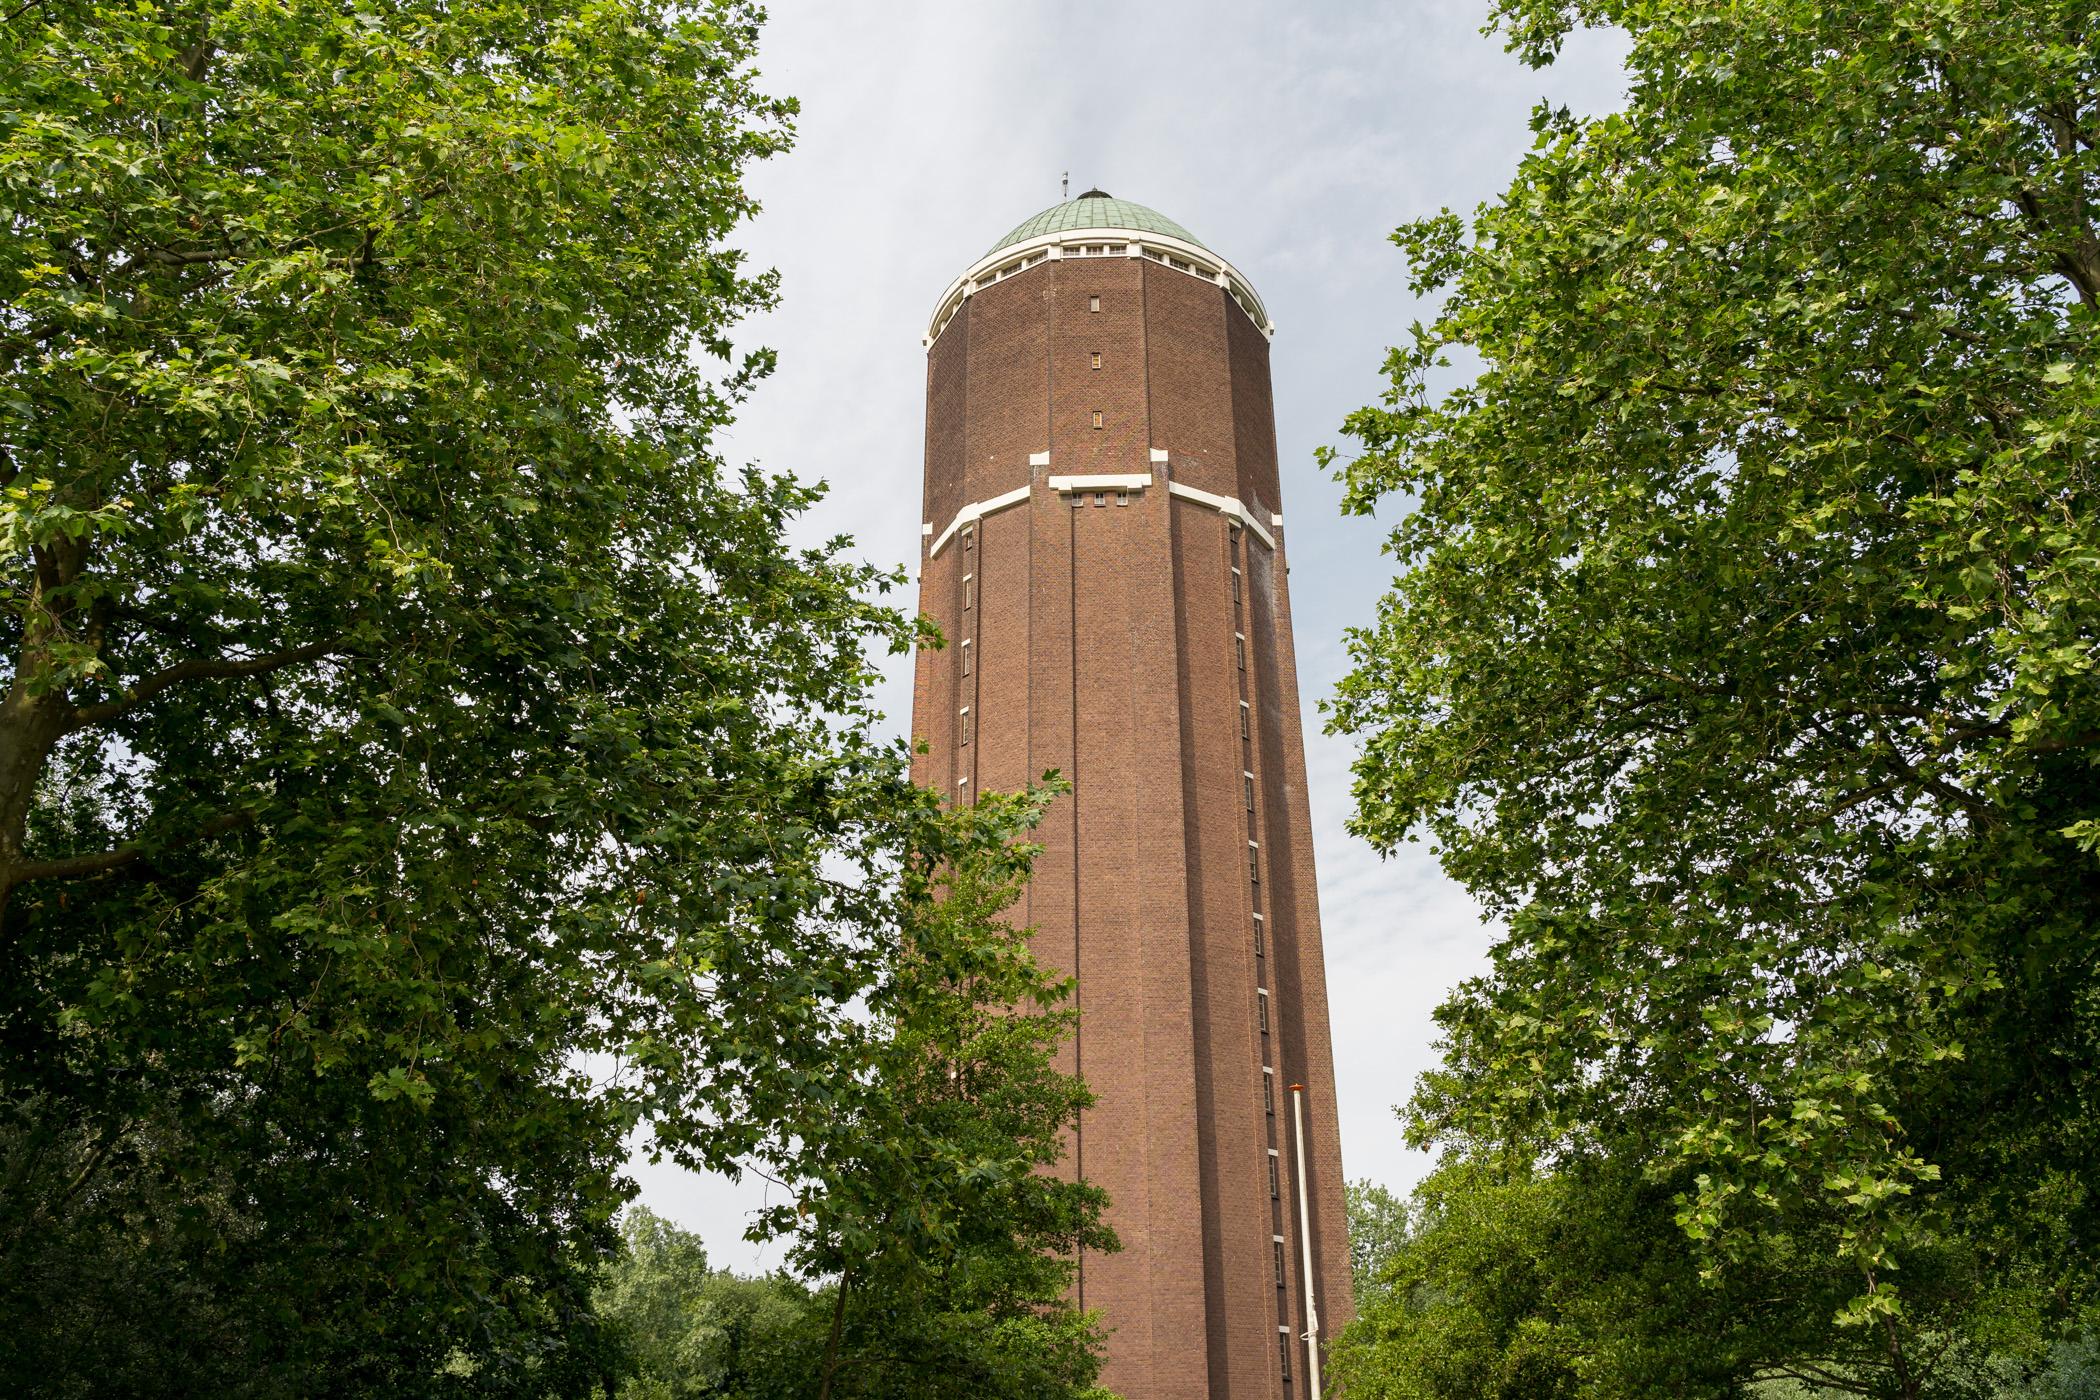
[921,465,1280,561]
[927,484,1030,558]
[1167,481,1277,550]
[924,227,1274,348]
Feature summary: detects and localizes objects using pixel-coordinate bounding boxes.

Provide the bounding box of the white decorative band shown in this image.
[1167,481,1277,549]
[928,484,1030,557]
[925,227,1274,347]
[1048,473,1152,493]
[924,470,1279,558]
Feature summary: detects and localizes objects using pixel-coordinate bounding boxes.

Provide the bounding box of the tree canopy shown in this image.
[0,1,986,1389]
[1329,0,2098,1394]
[586,791,1118,1400]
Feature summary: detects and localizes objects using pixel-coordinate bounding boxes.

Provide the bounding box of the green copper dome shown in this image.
[986,189,1207,257]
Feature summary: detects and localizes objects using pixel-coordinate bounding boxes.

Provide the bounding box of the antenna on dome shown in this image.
[1062,171,1069,201]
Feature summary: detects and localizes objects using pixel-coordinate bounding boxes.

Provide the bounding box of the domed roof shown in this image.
[987,189,1207,257]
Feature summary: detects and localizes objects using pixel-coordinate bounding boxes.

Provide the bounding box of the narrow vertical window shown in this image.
[1258,988,1270,1033]
[1236,633,1247,670]
[1253,912,1264,956]
[963,526,974,553]
[961,639,972,676]
[959,707,971,746]
[1231,566,1241,602]
[1264,1068,1275,1113]
[1089,294,1101,312]
[1249,842,1260,883]
[1268,1150,1281,1199]
[962,573,974,610]
[1280,1331,1292,1379]
[1244,771,1256,811]
[1240,700,1251,738]
[1090,351,1102,369]
[1273,1238,1286,1286]
[1091,410,1104,430]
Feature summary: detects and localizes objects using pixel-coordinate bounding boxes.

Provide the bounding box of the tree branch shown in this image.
[9,808,250,886]
[65,638,344,731]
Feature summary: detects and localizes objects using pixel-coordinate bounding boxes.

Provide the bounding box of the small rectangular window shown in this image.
[1231,567,1241,602]
[1281,1331,1292,1379]
[1114,491,1128,506]
[1240,700,1250,738]
[1091,410,1104,430]
[1258,989,1269,1033]
[1274,1238,1287,1287]
[1244,771,1255,811]
[960,639,972,676]
[1089,295,1101,312]
[959,707,971,746]
[1249,843,1260,884]
[1236,633,1246,670]
[1253,913,1264,957]
[1268,1151,1281,1199]
[1263,1069,1274,1114]
[962,573,973,610]
[1090,352,1102,369]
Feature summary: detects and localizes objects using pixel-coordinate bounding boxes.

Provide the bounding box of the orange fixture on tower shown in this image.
[910,190,1353,1397]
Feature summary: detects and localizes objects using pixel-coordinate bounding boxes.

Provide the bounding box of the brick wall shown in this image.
[911,248,1353,1398]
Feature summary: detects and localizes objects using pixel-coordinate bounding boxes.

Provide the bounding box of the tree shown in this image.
[781,786,1119,1400]
[591,1208,809,1400]
[1346,1179,1411,1308]
[1328,1,2099,1394]
[580,792,1119,1400]
[0,0,964,1387]
[1330,1155,2051,1400]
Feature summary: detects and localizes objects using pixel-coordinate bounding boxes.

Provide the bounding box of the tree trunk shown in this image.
[816,1271,851,1400]
[0,537,92,918]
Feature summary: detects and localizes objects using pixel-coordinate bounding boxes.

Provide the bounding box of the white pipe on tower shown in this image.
[1290,1082,1322,1396]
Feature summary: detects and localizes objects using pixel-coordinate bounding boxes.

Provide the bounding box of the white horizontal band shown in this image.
[1167,481,1276,549]
[928,484,1030,557]
[924,464,1280,558]
[926,227,1273,347]
[1048,473,1152,493]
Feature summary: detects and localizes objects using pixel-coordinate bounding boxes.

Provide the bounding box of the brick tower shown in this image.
[910,191,1352,1398]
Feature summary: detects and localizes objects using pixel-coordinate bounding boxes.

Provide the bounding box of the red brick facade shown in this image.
[912,235,1352,1398]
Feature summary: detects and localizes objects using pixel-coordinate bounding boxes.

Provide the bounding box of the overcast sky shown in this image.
[631,0,1630,1273]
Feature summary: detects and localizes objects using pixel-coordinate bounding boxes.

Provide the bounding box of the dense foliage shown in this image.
[590,793,1117,1400]
[1329,0,2098,1395]
[1346,1179,1410,1309]
[1333,1161,2098,1400]
[0,1,987,1390]
[787,787,1117,1400]
[593,1209,810,1399]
